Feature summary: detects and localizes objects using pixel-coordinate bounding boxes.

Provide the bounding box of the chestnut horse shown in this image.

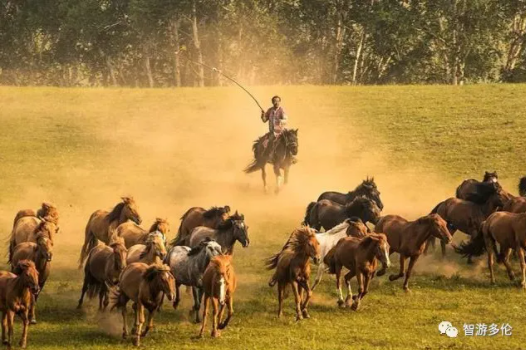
[110,263,175,347]
[9,219,58,264]
[324,234,390,310]
[375,214,452,291]
[265,227,320,321]
[116,218,169,249]
[79,197,141,268]
[0,260,39,349]
[12,202,59,228]
[200,255,237,338]
[171,206,230,247]
[126,233,167,265]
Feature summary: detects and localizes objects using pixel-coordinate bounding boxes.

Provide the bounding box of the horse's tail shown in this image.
[454,227,486,259]
[79,213,97,269]
[109,285,125,311]
[244,138,264,174]
[171,208,193,247]
[264,253,280,272]
[324,246,338,274]
[481,219,501,263]
[303,202,317,226]
[519,176,526,197]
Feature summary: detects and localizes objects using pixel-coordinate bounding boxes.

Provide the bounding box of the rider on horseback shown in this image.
[260,95,296,163]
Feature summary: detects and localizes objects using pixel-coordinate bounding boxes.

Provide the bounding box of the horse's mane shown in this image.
[265,227,316,270]
[346,195,373,208]
[356,177,377,191]
[13,260,36,275]
[149,218,167,232]
[187,238,215,256]
[217,212,245,231]
[203,207,228,219]
[107,202,126,223]
[208,255,232,274]
[143,264,170,282]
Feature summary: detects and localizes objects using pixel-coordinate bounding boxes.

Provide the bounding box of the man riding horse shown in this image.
[260,96,296,164]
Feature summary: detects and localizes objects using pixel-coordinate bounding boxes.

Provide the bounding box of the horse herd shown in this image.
[2,171,526,348]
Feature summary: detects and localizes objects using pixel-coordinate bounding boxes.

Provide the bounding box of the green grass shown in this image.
[1,85,526,349]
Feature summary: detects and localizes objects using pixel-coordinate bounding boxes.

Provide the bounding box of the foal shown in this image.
[200,255,237,338]
[324,234,390,310]
[0,260,40,349]
[266,227,320,321]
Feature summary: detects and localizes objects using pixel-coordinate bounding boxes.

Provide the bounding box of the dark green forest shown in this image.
[1,0,526,87]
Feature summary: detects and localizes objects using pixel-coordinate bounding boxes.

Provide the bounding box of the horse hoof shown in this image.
[376,269,386,277]
[30,319,37,325]
[302,310,310,319]
[212,331,221,338]
[403,287,411,293]
[337,300,345,308]
[389,274,398,281]
[295,315,303,322]
[350,302,359,311]
[122,332,128,340]
[132,337,140,346]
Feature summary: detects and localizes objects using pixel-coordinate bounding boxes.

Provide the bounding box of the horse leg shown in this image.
[132,303,145,347]
[261,165,268,193]
[121,301,128,339]
[351,271,364,311]
[192,287,203,324]
[199,296,209,338]
[211,298,220,338]
[98,287,105,310]
[141,309,155,337]
[6,311,13,349]
[291,281,302,321]
[298,280,312,319]
[172,284,180,310]
[518,247,526,289]
[311,262,325,291]
[277,282,284,318]
[389,255,406,281]
[1,313,6,345]
[29,294,36,325]
[484,234,496,284]
[343,271,355,307]
[502,247,515,281]
[77,277,89,309]
[402,255,420,292]
[424,237,434,255]
[219,294,234,329]
[19,309,29,348]
[274,164,282,194]
[335,266,345,307]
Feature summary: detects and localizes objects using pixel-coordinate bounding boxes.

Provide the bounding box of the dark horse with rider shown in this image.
[244,96,298,193]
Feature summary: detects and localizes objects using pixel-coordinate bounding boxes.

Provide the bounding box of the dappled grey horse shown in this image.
[165,239,223,323]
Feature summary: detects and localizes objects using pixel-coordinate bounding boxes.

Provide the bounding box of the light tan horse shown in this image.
[77,236,128,310]
[12,202,59,228]
[79,197,141,268]
[200,255,237,338]
[9,219,58,264]
[0,260,40,349]
[265,227,320,321]
[375,214,452,291]
[324,234,390,310]
[10,233,53,324]
[480,212,526,287]
[116,218,169,249]
[126,233,167,265]
[171,206,230,246]
[110,263,175,347]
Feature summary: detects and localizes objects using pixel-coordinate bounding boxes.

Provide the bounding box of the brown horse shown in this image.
[265,227,320,321]
[199,255,237,338]
[503,196,526,213]
[10,233,53,324]
[116,218,169,249]
[428,191,504,260]
[9,219,58,264]
[188,212,249,254]
[0,260,39,349]
[244,129,299,194]
[77,237,128,310]
[459,212,526,287]
[79,197,141,268]
[304,196,381,231]
[375,214,452,291]
[456,171,499,203]
[12,202,59,228]
[110,263,175,347]
[171,206,230,247]
[324,234,390,310]
[126,233,167,265]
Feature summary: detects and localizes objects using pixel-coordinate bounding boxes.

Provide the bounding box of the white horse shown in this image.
[311,219,368,290]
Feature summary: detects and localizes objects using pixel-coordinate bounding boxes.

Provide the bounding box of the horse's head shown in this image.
[367,234,391,269]
[357,177,383,210]
[151,218,170,237]
[40,202,59,225]
[423,214,452,244]
[284,129,298,156]
[306,229,321,264]
[121,196,142,225]
[147,232,167,260]
[349,196,381,224]
[484,171,498,183]
[210,255,233,306]
[144,264,176,301]
[230,211,249,248]
[345,217,368,238]
[36,233,54,262]
[110,236,128,274]
[37,219,59,240]
[202,239,223,259]
[14,260,40,295]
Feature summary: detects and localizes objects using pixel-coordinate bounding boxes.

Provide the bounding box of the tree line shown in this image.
[1,0,525,87]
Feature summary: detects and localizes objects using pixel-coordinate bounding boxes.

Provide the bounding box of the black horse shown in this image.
[456,171,499,204]
[317,177,383,210]
[244,129,298,194]
[303,196,381,231]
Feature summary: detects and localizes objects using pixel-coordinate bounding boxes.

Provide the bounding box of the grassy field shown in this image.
[1,85,526,349]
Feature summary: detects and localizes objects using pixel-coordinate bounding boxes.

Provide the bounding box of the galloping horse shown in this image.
[317,177,384,210]
[79,197,141,268]
[456,171,499,203]
[244,129,298,194]
[171,206,230,247]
